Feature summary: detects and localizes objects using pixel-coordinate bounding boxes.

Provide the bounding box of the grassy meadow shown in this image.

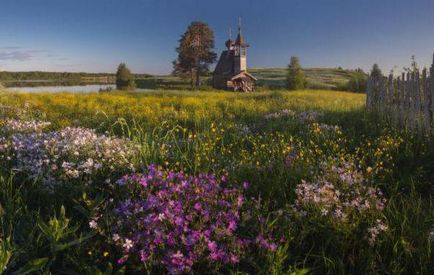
[0,89,433,274]
[135,67,360,90]
[249,68,360,90]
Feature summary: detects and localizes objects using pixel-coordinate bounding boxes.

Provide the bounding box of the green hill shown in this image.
[249,67,362,90]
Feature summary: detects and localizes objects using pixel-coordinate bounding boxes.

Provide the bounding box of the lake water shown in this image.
[6,84,117,93]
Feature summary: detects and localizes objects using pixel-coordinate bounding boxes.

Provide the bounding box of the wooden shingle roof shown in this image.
[213,50,234,75]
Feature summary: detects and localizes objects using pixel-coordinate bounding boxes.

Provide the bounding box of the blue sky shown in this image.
[0,0,434,74]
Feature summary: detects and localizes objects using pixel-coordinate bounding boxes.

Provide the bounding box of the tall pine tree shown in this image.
[173,21,217,88]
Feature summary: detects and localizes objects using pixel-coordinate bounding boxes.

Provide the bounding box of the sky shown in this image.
[1,0,434,75]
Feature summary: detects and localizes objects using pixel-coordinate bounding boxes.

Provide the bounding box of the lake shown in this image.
[6,84,117,93]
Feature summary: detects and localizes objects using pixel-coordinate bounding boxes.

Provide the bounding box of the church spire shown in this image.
[225,27,234,50]
[235,17,248,47]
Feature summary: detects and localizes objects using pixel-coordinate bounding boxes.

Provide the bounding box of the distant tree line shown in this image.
[0,71,151,82]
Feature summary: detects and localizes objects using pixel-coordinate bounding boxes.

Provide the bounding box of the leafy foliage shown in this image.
[116,63,135,91]
[173,21,217,88]
[370,64,383,78]
[286,56,307,90]
[345,69,368,93]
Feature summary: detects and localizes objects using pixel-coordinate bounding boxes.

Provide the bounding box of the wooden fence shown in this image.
[366,57,434,133]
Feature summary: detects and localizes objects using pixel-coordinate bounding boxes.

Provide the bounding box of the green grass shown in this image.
[131,67,361,90]
[249,67,361,90]
[0,89,432,274]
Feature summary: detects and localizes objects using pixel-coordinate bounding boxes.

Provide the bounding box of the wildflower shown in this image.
[89,220,98,229]
[294,160,387,234]
[242,181,250,189]
[429,230,434,242]
[97,166,275,273]
[367,219,388,246]
[2,119,51,134]
[9,127,136,189]
[158,213,166,221]
[123,239,134,251]
[112,234,121,242]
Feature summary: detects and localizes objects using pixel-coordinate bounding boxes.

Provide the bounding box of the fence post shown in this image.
[416,71,422,132]
[380,76,386,117]
[400,73,405,126]
[428,55,434,133]
[387,74,394,124]
[422,68,430,131]
[366,75,372,109]
[409,72,415,129]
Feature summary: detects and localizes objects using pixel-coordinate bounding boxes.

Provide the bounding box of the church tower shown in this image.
[213,18,256,92]
[233,19,248,74]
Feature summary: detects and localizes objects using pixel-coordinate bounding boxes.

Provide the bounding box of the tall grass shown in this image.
[0,89,432,274]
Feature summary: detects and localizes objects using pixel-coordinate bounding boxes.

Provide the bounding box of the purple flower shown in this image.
[98,165,276,273]
[243,181,250,189]
[207,241,218,252]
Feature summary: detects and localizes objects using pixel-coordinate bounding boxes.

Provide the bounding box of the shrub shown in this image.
[345,73,368,93]
[116,63,136,91]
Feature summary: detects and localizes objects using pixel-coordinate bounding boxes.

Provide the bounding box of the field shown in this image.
[249,68,360,90]
[136,68,360,90]
[0,67,360,91]
[0,89,433,274]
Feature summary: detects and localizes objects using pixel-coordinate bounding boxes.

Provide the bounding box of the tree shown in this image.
[286,56,306,90]
[116,63,135,90]
[370,64,383,78]
[403,55,419,74]
[173,21,217,88]
[346,69,368,93]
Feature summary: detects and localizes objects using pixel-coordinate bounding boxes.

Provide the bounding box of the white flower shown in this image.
[158,213,166,221]
[123,238,134,251]
[89,220,98,229]
[9,126,136,189]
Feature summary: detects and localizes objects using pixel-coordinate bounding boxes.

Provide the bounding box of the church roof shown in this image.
[231,71,258,81]
[213,50,234,75]
[234,33,248,46]
[225,38,234,49]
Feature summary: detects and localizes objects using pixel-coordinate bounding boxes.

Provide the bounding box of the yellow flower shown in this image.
[367,167,373,173]
[103,251,109,257]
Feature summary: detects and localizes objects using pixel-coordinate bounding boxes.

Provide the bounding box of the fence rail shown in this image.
[366,56,434,133]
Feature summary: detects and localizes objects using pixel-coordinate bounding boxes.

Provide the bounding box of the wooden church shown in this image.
[213,23,257,92]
